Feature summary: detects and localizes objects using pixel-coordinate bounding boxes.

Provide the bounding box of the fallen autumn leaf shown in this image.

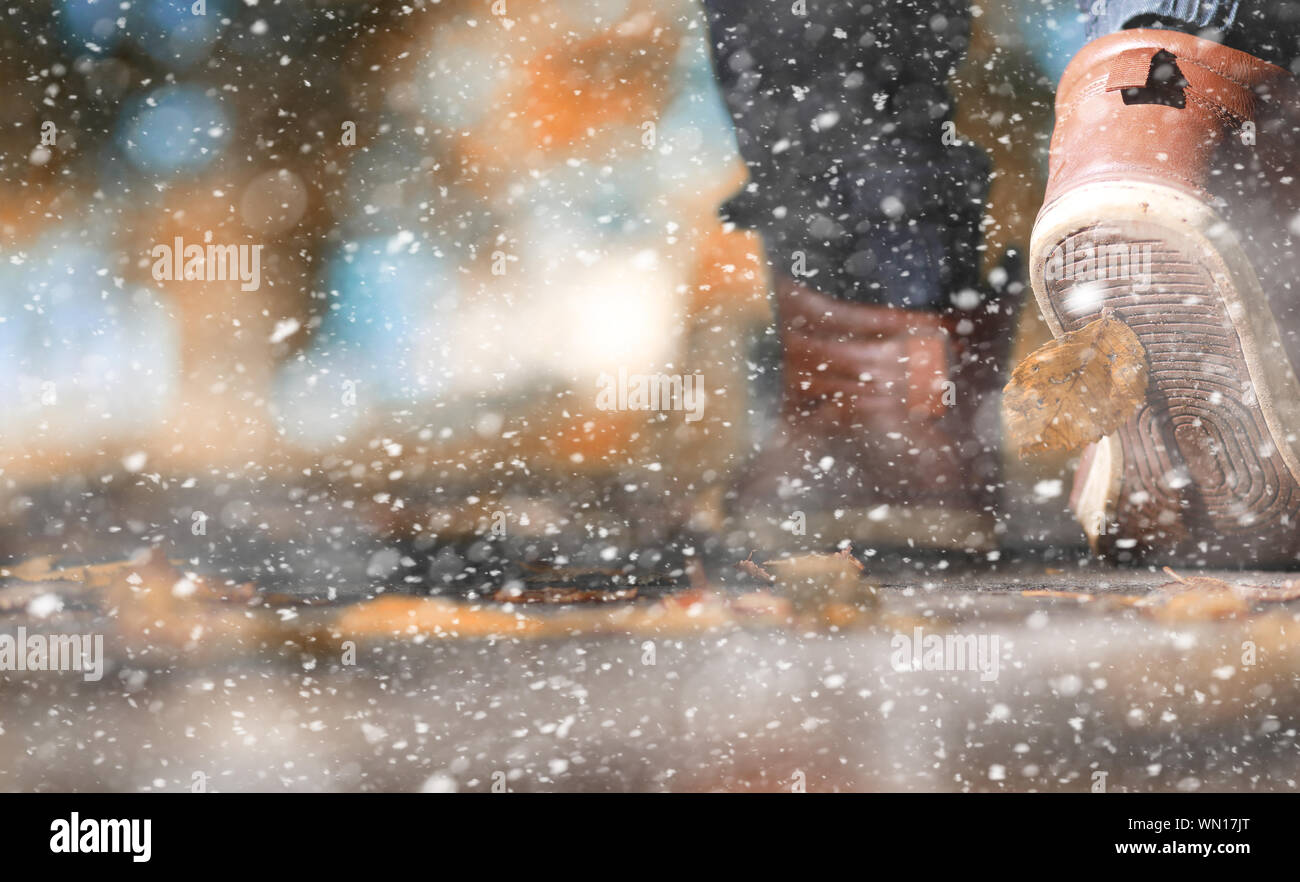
[1002,311,1148,456]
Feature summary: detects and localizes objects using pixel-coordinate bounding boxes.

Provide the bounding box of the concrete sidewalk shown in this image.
[1,561,1295,792]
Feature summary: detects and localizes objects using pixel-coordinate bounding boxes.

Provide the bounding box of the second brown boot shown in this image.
[731,279,1005,553]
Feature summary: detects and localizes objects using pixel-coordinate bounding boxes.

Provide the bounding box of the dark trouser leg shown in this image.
[1085,0,1300,70]
[702,0,989,309]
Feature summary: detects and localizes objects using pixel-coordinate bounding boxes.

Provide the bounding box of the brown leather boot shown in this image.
[1032,30,1300,566]
[731,278,1005,552]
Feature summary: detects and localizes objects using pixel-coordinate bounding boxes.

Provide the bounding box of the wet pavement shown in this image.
[2,551,1297,793]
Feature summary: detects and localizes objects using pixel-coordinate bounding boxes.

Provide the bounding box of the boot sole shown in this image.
[1031,180,1300,565]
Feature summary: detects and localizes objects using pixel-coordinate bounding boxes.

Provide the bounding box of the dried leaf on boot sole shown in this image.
[1003,312,1148,456]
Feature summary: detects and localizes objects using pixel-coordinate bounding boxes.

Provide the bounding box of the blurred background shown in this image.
[0,0,1096,578]
[10,5,1300,798]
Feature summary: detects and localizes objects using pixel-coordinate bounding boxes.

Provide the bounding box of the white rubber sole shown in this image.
[1031,179,1300,558]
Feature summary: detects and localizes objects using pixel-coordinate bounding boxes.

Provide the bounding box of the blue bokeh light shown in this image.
[136,0,230,69]
[58,0,124,53]
[273,236,459,444]
[0,229,179,439]
[119,84,230,176]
